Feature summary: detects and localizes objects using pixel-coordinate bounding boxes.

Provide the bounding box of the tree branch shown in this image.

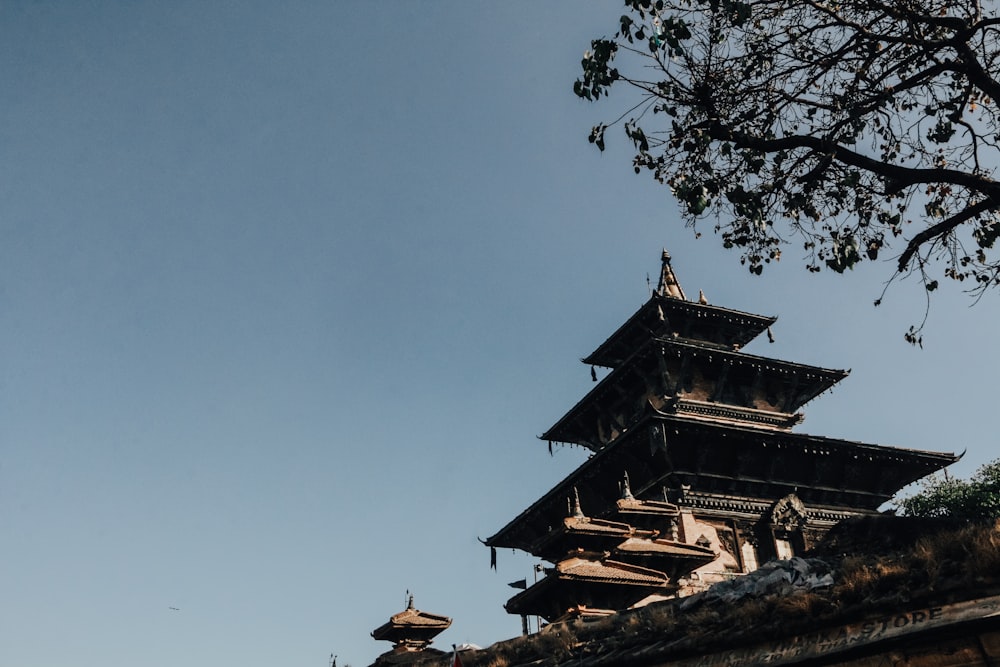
[699,120,1000,198]
[896,198,995,272]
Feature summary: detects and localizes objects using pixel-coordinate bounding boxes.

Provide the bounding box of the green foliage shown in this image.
[895,460,1000,522]
[575,0,1000,323]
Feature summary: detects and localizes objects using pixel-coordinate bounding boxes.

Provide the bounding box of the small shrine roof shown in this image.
[553,555,672,585]
[566,515,639,534]
[530,513,656,562]
[504,555,672,621]
[613,537,717,559]
[383,608,451,628]
[616,496,680,517]
[611,537,719,580]
[371,596,451,645]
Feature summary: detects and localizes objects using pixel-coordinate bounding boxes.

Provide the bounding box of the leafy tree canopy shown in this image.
[577,0,1000,339]
[895,460,1000,521]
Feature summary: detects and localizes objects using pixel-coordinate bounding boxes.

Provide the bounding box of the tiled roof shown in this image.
[616,497,680,515]
[386,608,451,627]
[505,554,674,621]
[556,557,670,586]
[614,537,717,559]
[371,602,452,645]
[582,293,777,368]
[543,337,848,447]
[530,517,656,561]
[487,413,959,552]
[562,516,634,535]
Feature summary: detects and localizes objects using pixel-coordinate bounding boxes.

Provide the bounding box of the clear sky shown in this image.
[1,3,997,667]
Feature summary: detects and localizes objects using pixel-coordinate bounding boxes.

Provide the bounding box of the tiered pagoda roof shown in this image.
[486,249,959,623]
[371,595,451,652]
[529,512,655,563]
[504,554,673,623]
[489,411,958,553]
[543,337,848,447]
[543,251,850,449]
[612,537,718,579]
[582,252,776,368]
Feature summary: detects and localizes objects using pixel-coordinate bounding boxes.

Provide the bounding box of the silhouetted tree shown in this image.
[577,0,1000,339]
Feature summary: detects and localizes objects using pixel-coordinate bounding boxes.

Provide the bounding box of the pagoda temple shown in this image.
[486,251,959,625]
[370,594,452,663]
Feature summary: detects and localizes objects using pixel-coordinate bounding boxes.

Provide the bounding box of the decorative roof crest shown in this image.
[656,249,687,300]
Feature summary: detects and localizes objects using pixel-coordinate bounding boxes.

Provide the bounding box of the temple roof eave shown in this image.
[487,414,959,552]
[503,557,673,621]
[582,295,779,368]
[613,537,717,560]
[542,338,849,446]
[370,596,452,645]
[529,517,651,561]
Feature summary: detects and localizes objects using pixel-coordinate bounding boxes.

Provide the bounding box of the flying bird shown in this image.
[168,607,180,611]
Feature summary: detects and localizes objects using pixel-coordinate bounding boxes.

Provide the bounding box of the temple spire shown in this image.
[621,472,635,501]
[571,487,585,518]
[656,249,686,300]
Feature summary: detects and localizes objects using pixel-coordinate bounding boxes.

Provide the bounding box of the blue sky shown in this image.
[1,3,997,666]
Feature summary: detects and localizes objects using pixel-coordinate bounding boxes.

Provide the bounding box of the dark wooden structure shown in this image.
[486,251,959,623]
